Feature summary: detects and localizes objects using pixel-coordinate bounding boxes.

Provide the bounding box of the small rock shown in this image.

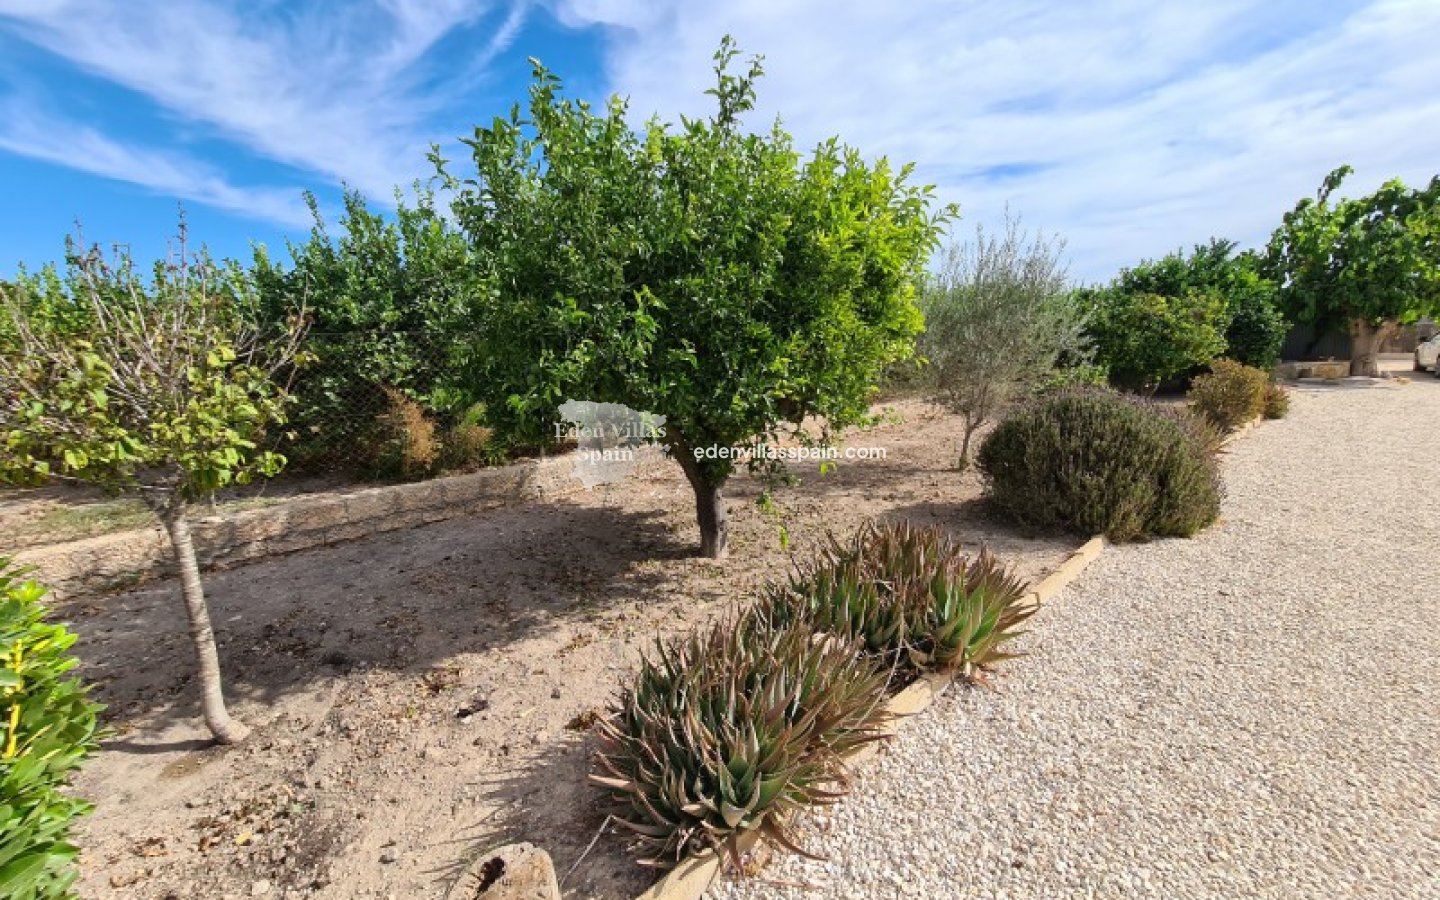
[251,879,272,896]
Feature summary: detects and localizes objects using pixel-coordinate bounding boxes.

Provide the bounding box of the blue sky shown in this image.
[1,0,1437,283]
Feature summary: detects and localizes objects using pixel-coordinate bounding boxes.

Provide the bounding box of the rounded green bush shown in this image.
[977,389,1222,541]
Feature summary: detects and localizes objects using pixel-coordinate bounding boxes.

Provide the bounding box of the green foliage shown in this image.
[438,38,950,513]
[768,521,1037,676]
[1222,279,1287,370]
[0,560,102,900]
[592,606,888,868]
[1086,239,1285,379]
[918,217,1089,468]
[1029,362,1109,397]
[1263,382,1291,420]
[0,237,302,500]
[977,389,1222,542]
[1265,166,1440,336]
[1079,287,1228,393]
[1187,359,1270,432]
[252,190,474,476]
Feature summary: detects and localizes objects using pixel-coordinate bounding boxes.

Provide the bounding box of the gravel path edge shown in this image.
[636,534,1110,900]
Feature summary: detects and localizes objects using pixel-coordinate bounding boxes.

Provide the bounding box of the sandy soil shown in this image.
[52,398,1075,899]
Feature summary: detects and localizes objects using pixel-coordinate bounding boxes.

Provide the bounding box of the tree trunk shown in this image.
[690,477,729,560]
[155,499,250,744]
[671,438,729,559]
[1349,318,1396,377]
[957,418,979,472]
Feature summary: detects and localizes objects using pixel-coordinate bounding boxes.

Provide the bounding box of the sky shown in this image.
[1,0,1437,284]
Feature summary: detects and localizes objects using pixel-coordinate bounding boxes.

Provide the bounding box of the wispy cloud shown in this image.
[0,98,312,227]
[0,0,528,215]
[555,0,1440,280]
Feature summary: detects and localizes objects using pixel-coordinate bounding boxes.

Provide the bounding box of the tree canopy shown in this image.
[0,231,305,743]
[439,39,951,556]
[1264,165,1440,375]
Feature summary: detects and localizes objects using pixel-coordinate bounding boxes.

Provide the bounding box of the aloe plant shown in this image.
[771,521,1038,676]
[591,607,888,868]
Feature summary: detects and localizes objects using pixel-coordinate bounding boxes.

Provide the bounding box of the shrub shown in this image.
[1079,288,1229,394]
[372,388,439,479]
[592,607,888,868]
[768,521,1037,677]
[1153,403,1226,457]
[1263,383,1291,419]
[1030,362,1109,397]
[437,422,495,471]
[1107,239,1285,371]
[918,217,1090,468]
[1187,359,1269,432]
[1,560,102,899]
[1223,284,1287,370]
[977,389,1222,541]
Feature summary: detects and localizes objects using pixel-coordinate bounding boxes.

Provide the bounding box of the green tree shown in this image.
[251,189,474,475]
[0,230,305,743]
[439,39,950,558]
[1116,239,1286,370]
[1080,287,1228,394]
[1265,165,1440,376]
[918,216,1089,469]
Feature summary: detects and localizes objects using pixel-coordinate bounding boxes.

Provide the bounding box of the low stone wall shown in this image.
[16,447,667,599]
[1276,360,1351,380]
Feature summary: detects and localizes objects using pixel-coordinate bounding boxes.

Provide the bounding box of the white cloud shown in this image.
[0,99,312,227]
[2,0,1436,280]
[0,0,527,210]
[556,0,1440,281]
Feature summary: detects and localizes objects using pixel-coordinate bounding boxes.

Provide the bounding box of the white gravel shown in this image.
[717,372,1440,900]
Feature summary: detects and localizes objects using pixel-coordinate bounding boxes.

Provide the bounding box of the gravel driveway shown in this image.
[718,373,1440,900]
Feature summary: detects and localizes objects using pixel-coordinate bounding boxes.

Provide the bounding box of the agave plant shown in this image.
[771,521,1038,676]
[591,606,889,868]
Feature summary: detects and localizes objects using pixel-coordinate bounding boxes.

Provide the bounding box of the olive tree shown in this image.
[439,40,950,558]
[918,216,1088,469]
[1265,165,1440,376]
[0,231,305,743]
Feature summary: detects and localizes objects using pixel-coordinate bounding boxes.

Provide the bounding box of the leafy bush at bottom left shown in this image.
[0,560,102,900]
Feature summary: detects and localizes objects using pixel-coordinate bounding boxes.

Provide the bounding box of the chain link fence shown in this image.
[274,331,496,481]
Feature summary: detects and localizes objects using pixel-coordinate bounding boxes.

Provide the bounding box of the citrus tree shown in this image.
[439,39,950,558]
[251,188,475,475]
[1265,166,1440,376]
[0,231,305,743]
[1114,239,1286,370]
[1079,286,1228,394]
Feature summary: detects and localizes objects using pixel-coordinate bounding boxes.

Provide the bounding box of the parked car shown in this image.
[1416,334,1440,372]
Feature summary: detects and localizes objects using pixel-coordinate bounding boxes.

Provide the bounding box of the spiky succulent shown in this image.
[592,607,889,868]
[770,521,1038,675]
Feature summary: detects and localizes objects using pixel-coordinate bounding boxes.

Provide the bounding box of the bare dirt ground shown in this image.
[50,398,1074,900]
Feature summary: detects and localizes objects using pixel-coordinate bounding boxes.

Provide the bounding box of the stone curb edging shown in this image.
[15,447,668,599]
[633,533,1109,900]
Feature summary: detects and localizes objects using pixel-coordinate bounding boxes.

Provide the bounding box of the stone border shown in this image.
[15,447,667,599]
[635,534,1109,900]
